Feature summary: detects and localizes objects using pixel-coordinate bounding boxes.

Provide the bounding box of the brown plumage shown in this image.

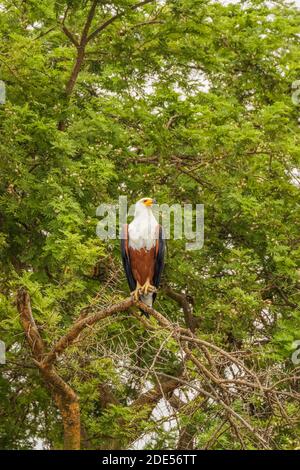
[128,246,156,287]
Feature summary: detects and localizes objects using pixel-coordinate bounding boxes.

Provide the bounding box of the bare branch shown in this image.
[34,26,56,41]
[17,290,298,450]
[80,0,98,46]
[17,288,45,361]
[62,25,79,48]
[164,285,198,331]
[42,298,134,367]
[60,5,79,48]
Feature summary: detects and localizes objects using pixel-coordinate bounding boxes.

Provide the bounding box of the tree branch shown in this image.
[42,298,134,367]
[62,25,79,48]
[80,0,99,46]
[164,285,199,332]
[17,288,45,361]
[132,365,184,410]
[58,0,101,129]
[17,289,294,449]
[87,0,156,43]
[60,5,79,48]
[16,288,81,450]
[58,0,157,128]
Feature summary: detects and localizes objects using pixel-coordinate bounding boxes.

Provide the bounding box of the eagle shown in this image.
[121,197,165,309]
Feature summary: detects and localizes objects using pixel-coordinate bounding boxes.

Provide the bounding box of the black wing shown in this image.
[152,225,165,304]
[121,224,136,292]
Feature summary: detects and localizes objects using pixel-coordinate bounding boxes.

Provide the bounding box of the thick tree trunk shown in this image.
[60,400,81,450]
[17,288,81,450]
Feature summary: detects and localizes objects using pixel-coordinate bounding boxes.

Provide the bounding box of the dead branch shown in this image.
[42,298,134,367]
[17,289,299,450]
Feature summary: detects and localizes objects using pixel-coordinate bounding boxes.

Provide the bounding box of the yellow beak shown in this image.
[144,198,154,207]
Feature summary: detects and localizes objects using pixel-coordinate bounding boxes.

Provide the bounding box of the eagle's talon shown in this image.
[131,290,139,301]
[131,283,142,301]
[148,285,157,293]
[141,280,156,295]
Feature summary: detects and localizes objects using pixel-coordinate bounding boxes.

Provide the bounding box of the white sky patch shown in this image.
[131,381,200,450]
[173,69,211,100]
[149,106,163,116]
[91,83,119,98]
[129,65,210,100]
[26,21,44,31]
[245,102,255,111]
[253,307,274,331]
[250,307,275,346]
[174,386,198,403]
[224,362,245,393]
[131,429,159,450]
[131,397,178,449]
[188,68,211,93]
[33,438,47,450]
[130,74,159,98]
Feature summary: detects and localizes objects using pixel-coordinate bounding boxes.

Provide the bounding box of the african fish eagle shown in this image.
[121,197,165,309]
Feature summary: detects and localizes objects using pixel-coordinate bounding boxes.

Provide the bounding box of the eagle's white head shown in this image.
[134,197,157,217]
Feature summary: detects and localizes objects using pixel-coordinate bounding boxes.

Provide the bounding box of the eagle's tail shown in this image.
[139,293,153,318]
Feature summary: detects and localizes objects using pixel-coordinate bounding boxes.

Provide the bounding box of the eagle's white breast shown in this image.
[128,206,158,251]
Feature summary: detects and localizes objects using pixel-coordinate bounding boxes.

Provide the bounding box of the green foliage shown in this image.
[0,0,300,450]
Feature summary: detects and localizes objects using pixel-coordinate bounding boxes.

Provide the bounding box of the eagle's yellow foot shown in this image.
[131,282,142,301]
[141,280,157,295]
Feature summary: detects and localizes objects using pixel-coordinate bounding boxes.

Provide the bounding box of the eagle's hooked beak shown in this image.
[144,198,157,207]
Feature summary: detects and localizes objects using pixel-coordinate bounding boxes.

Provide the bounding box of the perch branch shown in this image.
[87,0,156,43]
[17,289,297,449]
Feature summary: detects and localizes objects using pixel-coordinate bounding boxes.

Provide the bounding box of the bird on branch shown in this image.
[121,198,165,314]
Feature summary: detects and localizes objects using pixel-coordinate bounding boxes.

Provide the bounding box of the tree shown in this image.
[0,0,300,450]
